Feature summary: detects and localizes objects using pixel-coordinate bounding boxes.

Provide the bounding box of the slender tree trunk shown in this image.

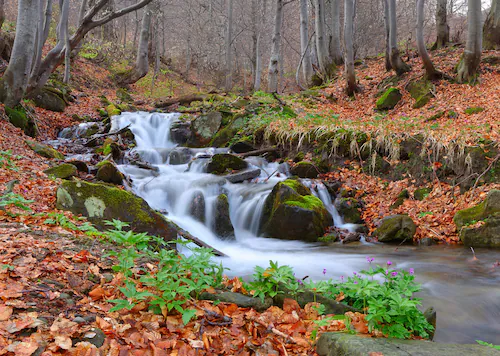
[483,0,500,49]
[434,0,449,49]
[300,0,313,86]
[254,34,262,91]
[315,0,333,77]
[31,0,53,77]
[268,0,283,93]
[225,0,233,92]
[387,0,411,75]
[344,0,358,95]
[457,0,482,83]
[0,0,5,30]
[0,0,39,107]
[330,0,343,65]
[383,0,392,71]
[416,0,440,79]
[71,0,87,57]
[252,0,263,91]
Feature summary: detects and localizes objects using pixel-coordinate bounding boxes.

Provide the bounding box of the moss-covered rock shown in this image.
[106,104,121,118]
[259,179,332,242]
[334,198,363,224]
[373,215,417,243]
[116,88,133,103]
[96,161,124,185]
[406,79,434,109]
[290,161,320,179]
[190,111,222,147]
[390,189,409,210]
[376,87,402,110]
[56,180,176,240]
[213,194,235,240]
[32,88,67,112]
[414,187,432,201]
[230,140,255,154]
[459,214,500,247]
[206,154,248,175]
[209,115,248,147]
[44,163,77,179]
[464,107,484,115]
[453,190,500,229]
[26,140,64,159]
[5,106,37,137]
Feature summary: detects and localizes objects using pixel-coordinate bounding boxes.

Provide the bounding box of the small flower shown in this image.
[386,260,392,266]
[353,281,358,284]
[391,271,398,277]
[366,256,374,263]
[409,268,415,275]
[353,272,357,276]
[297,278,303,285]
[340,276,344,282]
[322,268,327,275]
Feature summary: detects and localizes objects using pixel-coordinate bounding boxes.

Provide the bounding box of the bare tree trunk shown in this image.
[71,0,87,57]
[268,0,283,93]
[387,0,411,75]
[252,0,263,91]
[383,0,392,71]
[225,0,233,92]
[330,0,343,65]
[300,0,313,86]
[344,0,358,96]
[416,0,441,79]
[31,0,53,77]
[315,0,333,77]
[59,0,71,84]
[0,0,39,107]
[483,0,500,49]
[457,0,482,83]
[254,33,262,91]
[434,0,449,49]
[0,0,5,30]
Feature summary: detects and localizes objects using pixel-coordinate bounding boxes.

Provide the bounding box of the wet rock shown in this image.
[210,115,248,148]
[44,163,77,179]
[334,198,363,224]
[453,190,500,229]
[213,194,235,240]
[342,232,361,244]
[190,111,222,146]
[32,87,67,112]
[373,214,417,243]
[5,106,37,137]
[419,237,435,246]
[56,180,177,240]
[77,328,106,348]
[414,187,432,201]
[259,179,332,242]
[324,181,342,197]
[460,215,500,248]
[316,332,498,356]
[26,140,64,159]
[290,161,320,179]
[224,168,261,183]
[106,104,121,118]
[206,153,248,175]
[376,87,402,110]
[170,122,192,145]
[168,148,191,165]
[424,306,437,340]
[230,141,255,154]
[96,161,124,185]
[199,291,272,312]
[188,191,206,223]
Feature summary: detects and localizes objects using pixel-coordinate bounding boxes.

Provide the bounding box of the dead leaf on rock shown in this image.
[0,305,13,321]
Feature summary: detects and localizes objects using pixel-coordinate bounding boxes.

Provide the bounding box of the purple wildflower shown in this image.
[353,272,357,276]
[323,268,327,275]
[409,268,415,275]
[387,260,392,266]
[391,271,398,277]
[340,276,344,282]
[366,256,374,263]
[354,281,358,284]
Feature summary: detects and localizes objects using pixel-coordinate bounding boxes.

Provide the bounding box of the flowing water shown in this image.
[111,112,500,344]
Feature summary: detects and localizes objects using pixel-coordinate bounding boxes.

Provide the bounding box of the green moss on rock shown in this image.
[44,163,77,179]
[406,79,434,109]
[32,88,67,112]
[206,154,248,175]
[414,187,432,201]
[373,215,417,243]
[334,198,363,224]
[5,106,37,137]
[460,214,500,248]
[376,88,402,110]
[56,180,177,240]
[464,107,484,115]
[290,161,320,179]
[96,161,124,185]
[26,140,64,159]
[453,190,500,229]
[106,104,121,118]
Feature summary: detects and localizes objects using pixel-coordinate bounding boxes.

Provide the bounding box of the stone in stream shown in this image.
[44,163,77,179]
[259,179,332,242]
[169,121,192,145]
[188,191,206,223]
[189,111,222,147]
[316,333,499,356]
[334,197,363,224]
[26,140,64,159]
[206,153,248,175]
[230,141,255,154]
[96,161,124,185]
[290,161,320,179]
[213,194,235,240]
[168,148,191,165]
[373,214,417,243]
[224,168,261,183]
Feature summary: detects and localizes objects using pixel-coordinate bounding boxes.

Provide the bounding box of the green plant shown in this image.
[44,212,99,235]
[417,211,434,218]
[0,193,33,211]
[0,150,19,171]
[246,261,298,302]
[476,340,500,350]
[1,264,15,271]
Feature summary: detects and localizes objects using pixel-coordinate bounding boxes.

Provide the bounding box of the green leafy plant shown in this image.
[44,212,99,235]
[476,340,500,350]
[0,150,19,171]
[0,193,33,211]
[417,211,434,218]
[246,261,298,302]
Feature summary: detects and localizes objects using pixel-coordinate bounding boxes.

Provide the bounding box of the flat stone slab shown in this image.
[316,333,500,356]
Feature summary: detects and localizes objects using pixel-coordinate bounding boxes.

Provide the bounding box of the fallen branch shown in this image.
[237,147,279,158]
[85,124,131,147]
[250,317,297,344]
[472,153,500,190]
[171,222,227,257]
[154,94,206,108]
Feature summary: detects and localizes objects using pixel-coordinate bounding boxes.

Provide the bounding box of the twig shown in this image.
[250,317,297,344]
[472,153,500,190]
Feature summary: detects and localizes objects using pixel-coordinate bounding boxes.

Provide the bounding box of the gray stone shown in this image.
[224,168,261,183]
[213,194,235,240]
[334,198,363,224]
[190,111,222,146]
[44,163,77,179]
[230,141,255,154]
[206,153,248,175]
[373,215,417,243]
[26,140,64,159]
[80,328,106,348]
[290,161,320,179]
[168,148,191,165]
[96,161,124,185]
[460,215,500,248]
[188,191,206,223]
[316,333,500,356]
[32,88,67,112]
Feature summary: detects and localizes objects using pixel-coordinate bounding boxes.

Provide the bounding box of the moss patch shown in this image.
[464,107,484,115]
[376,88,402,110]
[453,190,500,229]
[26,140,64,159]
[44,163,77,179]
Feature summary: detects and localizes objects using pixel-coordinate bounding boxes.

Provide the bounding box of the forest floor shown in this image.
[0,48,499,354]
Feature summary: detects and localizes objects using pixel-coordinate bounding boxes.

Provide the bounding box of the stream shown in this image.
[109,112,500,345]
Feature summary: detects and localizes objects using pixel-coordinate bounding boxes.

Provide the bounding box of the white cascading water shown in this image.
[111,112,358,277]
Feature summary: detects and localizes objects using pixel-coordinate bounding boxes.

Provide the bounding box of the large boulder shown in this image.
[334,198,363,224]
[376,87,402,110]
[44,163,77,179]
[5,106,37,137]
[317,333,499,356]
[290,161,320,179]
[209,115,248,147]
[453,190,500,229]
[406,78,434,109]
[373,215,417,243]
[213,194,235,240]
[190,111,222,146]
[259,179,332,242]
[459,215,500,247]
[206,154,248,175]
[56,180,176,240]
[96,161,124,185]
[26,140,64,159]
[32,88,67,112]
